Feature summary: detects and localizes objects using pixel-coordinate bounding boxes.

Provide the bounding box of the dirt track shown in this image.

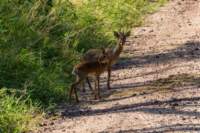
[38,0,200,132]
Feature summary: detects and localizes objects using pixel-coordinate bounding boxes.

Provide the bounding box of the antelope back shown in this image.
[75,48,109,75]
[82,49,103,62]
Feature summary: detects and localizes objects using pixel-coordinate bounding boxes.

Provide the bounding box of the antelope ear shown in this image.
[126,31,131,37]
[113,31,119,38]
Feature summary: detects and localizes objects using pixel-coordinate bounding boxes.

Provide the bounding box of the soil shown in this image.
[37,0,200,132]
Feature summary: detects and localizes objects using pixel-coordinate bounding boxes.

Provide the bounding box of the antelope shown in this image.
[82,30,131,90]
[69,48,109,102]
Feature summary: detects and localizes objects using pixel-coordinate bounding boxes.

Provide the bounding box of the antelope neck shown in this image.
[112,42,123,61]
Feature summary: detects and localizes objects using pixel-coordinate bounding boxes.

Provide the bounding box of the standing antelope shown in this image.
[69,49,109,102]
[83,31,131,90]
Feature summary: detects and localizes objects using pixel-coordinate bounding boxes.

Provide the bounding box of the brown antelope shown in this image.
[81,49,106,93]
[82,30,131,90]
[69,48,109,102]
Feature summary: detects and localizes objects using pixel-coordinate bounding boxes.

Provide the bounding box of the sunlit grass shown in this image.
[0,88,42,133]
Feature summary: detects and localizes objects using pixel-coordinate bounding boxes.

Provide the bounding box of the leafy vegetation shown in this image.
[0,0,166,132]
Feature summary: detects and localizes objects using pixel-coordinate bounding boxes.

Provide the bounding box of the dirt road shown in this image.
[38,0,200,132]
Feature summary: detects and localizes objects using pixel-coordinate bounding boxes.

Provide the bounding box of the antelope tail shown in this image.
[72,68,77,75]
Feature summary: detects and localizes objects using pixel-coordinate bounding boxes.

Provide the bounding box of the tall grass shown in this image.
[0,0,167,132]
[0,88,41,133]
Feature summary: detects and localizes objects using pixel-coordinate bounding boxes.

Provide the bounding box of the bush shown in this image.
[0,0,78,106]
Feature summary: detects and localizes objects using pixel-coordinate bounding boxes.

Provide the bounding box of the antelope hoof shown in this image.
[75,96,79,103]
[94,96,97,100]
[96,95,101,100]
[107,84,111,90]
[68,96,79,103]
[76,99,79,103]
[68,97,72,103]
[94,95,100,100]
[82,88,86,92]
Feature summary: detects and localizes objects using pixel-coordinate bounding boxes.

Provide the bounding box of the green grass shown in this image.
[0,88,41,133]
[0,0,167,132]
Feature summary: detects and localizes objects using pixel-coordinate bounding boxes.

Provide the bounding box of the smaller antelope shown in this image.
[83,30,131,90]
[69,48,109,102]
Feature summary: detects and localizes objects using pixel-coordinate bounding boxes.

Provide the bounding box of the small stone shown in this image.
[50,122,54,125]
[39,122,47,127]
[132,93,137,96]
[155,55,160,59]
[171,103,179,107]
[177,2,181,5]
[149,29,154,33]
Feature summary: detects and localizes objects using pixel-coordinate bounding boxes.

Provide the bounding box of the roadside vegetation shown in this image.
[0,0,166,132]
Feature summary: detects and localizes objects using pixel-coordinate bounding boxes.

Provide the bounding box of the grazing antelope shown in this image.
[83,30,131,90]
[69,48,109,102]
